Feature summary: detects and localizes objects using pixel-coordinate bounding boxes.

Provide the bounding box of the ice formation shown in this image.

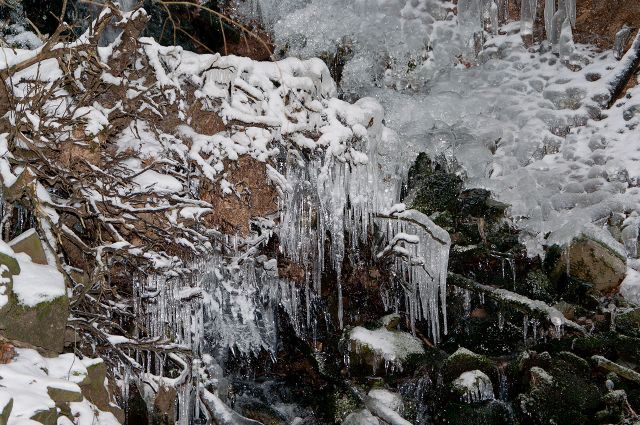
[452,370,495,403]
[235,0,640,263]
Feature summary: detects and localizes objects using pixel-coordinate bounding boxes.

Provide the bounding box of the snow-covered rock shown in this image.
[348,325,424,373]
[452,370,495,404]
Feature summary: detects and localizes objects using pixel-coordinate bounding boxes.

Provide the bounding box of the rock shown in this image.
[0,244,19,277]
[343,409,380,425]
[556,234,627,294]
[0,398,12,425]
[47,386,83,403]
[79,360,124,423]
[451,370,495,403]
[553,301,577,320]
[30,407,57,425]
[0,254,68,353]
[442,400,516,425]
[443,348,498,390]
[8,229,48,265]
[151,385,177,425]
[615,308,640,337]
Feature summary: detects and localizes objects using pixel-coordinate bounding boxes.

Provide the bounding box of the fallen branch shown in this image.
[447,272,586,334]
[592,355,640,384]
[602,29,640,108]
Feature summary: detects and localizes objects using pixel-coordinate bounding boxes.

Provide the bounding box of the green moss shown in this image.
[331,388,361,423]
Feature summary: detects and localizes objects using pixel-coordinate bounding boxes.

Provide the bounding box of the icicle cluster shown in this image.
[376,207,451,343]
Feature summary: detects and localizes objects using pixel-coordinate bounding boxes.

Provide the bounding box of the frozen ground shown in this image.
[237,0,640,266]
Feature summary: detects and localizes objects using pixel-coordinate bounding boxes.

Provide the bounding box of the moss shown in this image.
[441,400,517,425]
[331,387,361,423]
[516,352,603,425]
[442,348,498,394]
[30,408,57,425]
[514,270,555,304]
[0,294,68,353]
[0,398,11,425]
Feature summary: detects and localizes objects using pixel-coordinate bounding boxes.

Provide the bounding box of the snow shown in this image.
[620,266,640,306]
[350,325,424,366]
[241,0,640,262]
[452,370,495,403]
[0,349,118,425]
[12,253,65,307]
[133,170,183,194]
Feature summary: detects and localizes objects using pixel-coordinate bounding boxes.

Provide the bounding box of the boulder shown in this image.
[0,253,68,353]
[79,360,125,423]
[451,370,495,403]
[9,229,48,265]
[555,233,627,294]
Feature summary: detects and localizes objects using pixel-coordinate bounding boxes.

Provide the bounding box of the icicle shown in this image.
[544,0,555,40]
[520,0,537,36]
[489,1,499,35]
[523,314,529,342]
[558,17,575,63]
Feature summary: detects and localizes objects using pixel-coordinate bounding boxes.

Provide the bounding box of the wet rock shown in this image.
[442,400,516,425]
[451,370,495,403]
[515,270,555,303]
[443,348,498,391]
[406,153,463,216]
[615,308,640,337]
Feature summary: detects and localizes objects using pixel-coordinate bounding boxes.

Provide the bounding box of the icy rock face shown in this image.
[236,0,640,261]
[452,370,495,403]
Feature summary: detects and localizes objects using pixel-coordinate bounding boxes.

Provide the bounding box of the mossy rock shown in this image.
[406,153,463,216]
[514,270,555,304]
[9,229,48,265]
[516,352,602,425]
[441,400,517,425]
[331,387,361,423]
[572,332,640,363]
[0,252,19,277]
[615,308,640,338]
[0,398,12,425]
[30,407,57,425]
[442,348,499,394]
[79,361,125,423]
[47,386,83,403]
[0,294,68,353]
